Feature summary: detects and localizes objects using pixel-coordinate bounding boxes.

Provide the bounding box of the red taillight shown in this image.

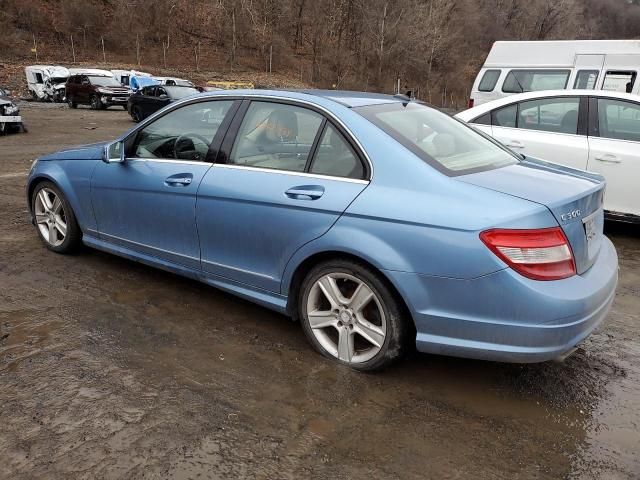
[480,227,576,281]
[468,98,474,108]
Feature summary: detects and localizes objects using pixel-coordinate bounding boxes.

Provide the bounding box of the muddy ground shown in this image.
[0,103,639,480]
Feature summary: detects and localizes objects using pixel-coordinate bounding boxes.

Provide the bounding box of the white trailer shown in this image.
[469,40,640,107]
[25,65,70,102]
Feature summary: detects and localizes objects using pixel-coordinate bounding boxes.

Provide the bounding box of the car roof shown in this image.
[196,89,409,108]
[457,89,640,119]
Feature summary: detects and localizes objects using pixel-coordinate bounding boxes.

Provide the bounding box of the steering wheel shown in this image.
[173,133,211,160]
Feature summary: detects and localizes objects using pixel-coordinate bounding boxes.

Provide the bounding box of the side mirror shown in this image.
[104,141,125,163]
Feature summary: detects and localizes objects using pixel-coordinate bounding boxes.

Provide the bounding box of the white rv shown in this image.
[25,65,70,102]
[111,69,152,87]
[469,40,640,107]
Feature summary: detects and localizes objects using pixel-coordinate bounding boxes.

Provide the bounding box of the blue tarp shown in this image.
[130,75,159,91]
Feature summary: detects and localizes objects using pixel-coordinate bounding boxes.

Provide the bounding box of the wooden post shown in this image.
[70,34,76,62]
[101,36,106,63]
[162,41,167,69]
[136,34,140,66]
[269,44,273,74]
[32,34,38,61]
[195,42,200,72]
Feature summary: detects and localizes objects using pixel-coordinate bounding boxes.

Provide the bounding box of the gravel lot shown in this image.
[1,102,639,479]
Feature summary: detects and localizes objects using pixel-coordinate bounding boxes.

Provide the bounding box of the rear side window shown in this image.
[502,70,570,93]
[597,98,640,142]
[518,97,580,134]
[309,123,364,179]
[229,101,324,173]
[492,104,517,128]
[574,70,599,89]
[478,70,501,92]
[471,113,491,125]
[602,71,636,93]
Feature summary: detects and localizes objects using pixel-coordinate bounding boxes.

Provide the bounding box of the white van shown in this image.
[25,65,70,102]
[469,40,640,107]
[111,69,152,87]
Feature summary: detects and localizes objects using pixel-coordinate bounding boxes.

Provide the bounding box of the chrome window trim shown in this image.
[126,157,212,166]
[212,163,370,184]
[123,93,375,181]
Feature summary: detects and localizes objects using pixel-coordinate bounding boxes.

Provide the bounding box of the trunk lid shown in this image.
[458,157,606,275]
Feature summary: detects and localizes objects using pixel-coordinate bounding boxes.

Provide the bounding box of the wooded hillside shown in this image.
[1,0,640,106]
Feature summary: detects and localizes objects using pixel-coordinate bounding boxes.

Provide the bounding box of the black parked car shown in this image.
[127,85,200,122]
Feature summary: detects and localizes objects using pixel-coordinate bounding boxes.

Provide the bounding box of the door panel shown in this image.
[92,160,211,269]
[492,126,589,170]
[196,165,367,292]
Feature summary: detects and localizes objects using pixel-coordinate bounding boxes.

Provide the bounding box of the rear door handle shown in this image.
[505,140,525,149]
[594,154,621,164]
[285,185,325,200]
[165,174,193,186]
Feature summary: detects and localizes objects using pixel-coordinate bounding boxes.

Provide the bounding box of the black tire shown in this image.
[131,105,142,123]
[31,181,82,254]
[67,96,77,109]
[90,94,102,110]
[299,259,410,371]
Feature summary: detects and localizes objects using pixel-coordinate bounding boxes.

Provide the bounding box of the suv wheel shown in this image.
[299,259,410,371]
[67,96,77,109]
[90,95,102,110]
[131,105,142,122]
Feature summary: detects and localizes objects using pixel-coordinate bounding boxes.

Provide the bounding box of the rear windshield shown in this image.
[165,86,199,99]
[354,102,519,176]
[89,75,121,87]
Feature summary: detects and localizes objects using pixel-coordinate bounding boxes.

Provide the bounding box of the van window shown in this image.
[597,98,640,142]
[478,70,501,92]
[518,97,580,135]
[492,104,517,128]
[602,71,636,93]
[35,73,44,84]
[502,70,570,93]
[574,70,599,89]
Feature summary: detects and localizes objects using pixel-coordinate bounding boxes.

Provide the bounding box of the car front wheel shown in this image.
[90,95,102,110]
[299,259,409,371]
[31,182,81,253]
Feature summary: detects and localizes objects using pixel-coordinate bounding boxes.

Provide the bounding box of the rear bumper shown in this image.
[0,115,22,124]
[385,236,618,363]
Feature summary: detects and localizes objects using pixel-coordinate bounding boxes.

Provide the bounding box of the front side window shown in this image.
[518,97,580,135]
[309,124,364,179]
[574,70,599,89]
[502,70,570,93]
[35,73,44,84]
[355,102,518,175]
[597,98,640,142]
[229,101,324,173]
[478,70,501,92]
[492,104,517,128]
[132,100,234,161]
[602,71,636,93]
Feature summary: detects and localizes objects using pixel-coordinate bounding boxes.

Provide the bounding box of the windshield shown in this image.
[165,86,199,99]
[89,75,121,87]
[354,102,519,176]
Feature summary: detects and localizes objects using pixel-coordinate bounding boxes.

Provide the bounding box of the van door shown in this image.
[600,54,640,94]
[572,54,605,89]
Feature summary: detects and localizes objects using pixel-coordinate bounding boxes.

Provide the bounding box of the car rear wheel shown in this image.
[67,96,77,109]
[131,105,142,122]
[299,259,409,371]
[32,182,81,254]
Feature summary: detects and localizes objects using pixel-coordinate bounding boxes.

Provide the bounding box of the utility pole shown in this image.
[70,35,76,62]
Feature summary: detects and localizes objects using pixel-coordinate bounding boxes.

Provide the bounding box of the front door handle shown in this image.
[165,174,193,186]
[505,140,525,149]
[285,185,325,200]
[594,154,621,164]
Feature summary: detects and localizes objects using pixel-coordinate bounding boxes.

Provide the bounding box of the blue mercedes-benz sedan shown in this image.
[26,89,618,371]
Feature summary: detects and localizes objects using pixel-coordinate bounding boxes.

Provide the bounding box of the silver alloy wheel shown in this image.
[306,273,387,364]
[34,188,67,247]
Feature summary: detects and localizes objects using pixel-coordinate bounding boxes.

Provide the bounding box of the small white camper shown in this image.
[111,69,152,87]
[469,40,640,107]
[25,65,70,102]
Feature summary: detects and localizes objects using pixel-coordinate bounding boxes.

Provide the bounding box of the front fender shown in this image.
[27,160,99,234]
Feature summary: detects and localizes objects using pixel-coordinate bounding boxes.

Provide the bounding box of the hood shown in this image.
[0,97,12,105]
[39,141,109,161]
